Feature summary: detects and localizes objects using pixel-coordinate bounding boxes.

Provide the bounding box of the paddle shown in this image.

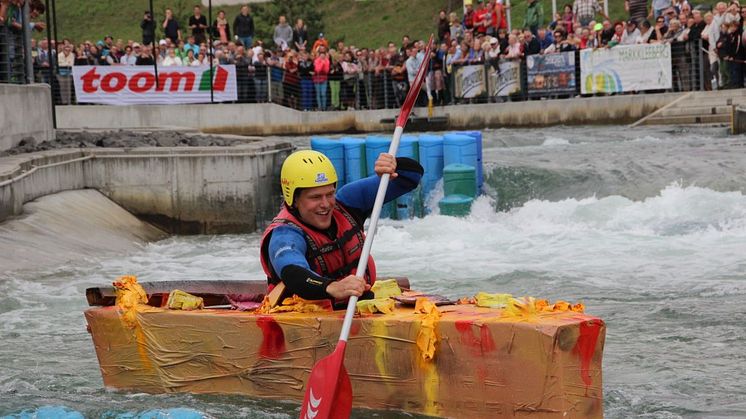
[298,35,434,419]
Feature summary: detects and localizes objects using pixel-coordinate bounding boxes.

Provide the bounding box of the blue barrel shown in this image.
[443,133,478,192]
[365,135,392,174]
[418,134,444,199]
[310,137,346,187]
[453,131,483,193]
[340,137,367,184]
[395,135,420,219]
[365,135,393,218]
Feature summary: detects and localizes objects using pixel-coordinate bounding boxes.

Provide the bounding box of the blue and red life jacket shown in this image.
[260,203,377,292]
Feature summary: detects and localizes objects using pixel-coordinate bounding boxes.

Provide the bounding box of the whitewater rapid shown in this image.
[2,126,746,418]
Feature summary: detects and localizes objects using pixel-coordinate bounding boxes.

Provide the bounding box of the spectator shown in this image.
[493,0,509,35]
[524,0,544,36]
[121,44,137,65]
[573,0,609,28]
[293,18,308,51]
[537,27,555,51]
[105,46,121,64]
[184,36,199,56]
[274,15,293,50]
[254,52,268,101]
[652,0,671,19]
[283,51,300,108]
[297,50,315,110]
[621,19,641,44]
[163,8,181,44]
[524,29,542,54]
[474,0,491,37]
[638,19,654,43]
[328,51,343,110]
[189,5,208,44]
[600,20,615,45]
[562,4,575,34]
[234,46,251,102]
[431,42,446,105]
[313,48,330,110]
[449,12,465,44]
[184,48,197,66]
[312,33,329,54]
[141,11,155,46]
[234,5,255,48]
[609,21,626,46]
[341,50,359,109]
[463,2,475,31]
[162,48,182,66]
[625,0,649,24]
[437,9,450,42]
[650,15,668,42]
[136,45,154,65]
[503,33,523,57]
[213,10,231,44]
[74,46,91,66]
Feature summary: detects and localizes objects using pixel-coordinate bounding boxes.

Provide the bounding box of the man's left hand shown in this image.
[374,153,397,178]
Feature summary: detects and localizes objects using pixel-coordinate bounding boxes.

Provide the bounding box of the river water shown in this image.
[2,126,746,418]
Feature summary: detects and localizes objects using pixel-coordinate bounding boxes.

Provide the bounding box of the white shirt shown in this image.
[162,56,182,66]
[621,28,641,45]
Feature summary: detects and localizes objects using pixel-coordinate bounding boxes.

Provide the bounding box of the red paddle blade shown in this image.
[299,341,352,419]
[395,35,435,127]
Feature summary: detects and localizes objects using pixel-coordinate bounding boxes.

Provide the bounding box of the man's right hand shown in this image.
[325,275,370,299]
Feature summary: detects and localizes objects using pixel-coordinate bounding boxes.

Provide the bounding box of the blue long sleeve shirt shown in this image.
[266,157,423,299]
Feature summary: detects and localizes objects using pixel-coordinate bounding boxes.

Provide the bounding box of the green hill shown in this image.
[51,0,628,48]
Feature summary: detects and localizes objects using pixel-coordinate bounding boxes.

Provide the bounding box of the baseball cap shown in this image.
[593,23,603,31]
[159,39,167,46]
[627,19,637,25]
[490,37,498,44]
[319,32,324,38]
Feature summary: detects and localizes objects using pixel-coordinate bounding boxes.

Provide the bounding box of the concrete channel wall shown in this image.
[0,141,293,234]
[0,84,55,152]
[55,93,681,135]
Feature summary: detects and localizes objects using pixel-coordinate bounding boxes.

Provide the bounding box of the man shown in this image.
[189,5,208,44]
[537,28,554,52]
[260,150,423,303]
[473,0,490,37]
[524,0,544,36]
[233,5,255,48]
[523,30,541,55]
[141,11,155,46]
[273,15,293,50]
[573,0,609,28]
[405,44,425,106]
[621,19,641,44]
[162,8,181,45]
[625,0,649,24]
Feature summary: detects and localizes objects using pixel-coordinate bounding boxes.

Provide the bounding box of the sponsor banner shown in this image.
[454,65,487,99]
[488,59,522,97]
[72,65,238,105]
[580,44,672,94]
[526,51,576,96]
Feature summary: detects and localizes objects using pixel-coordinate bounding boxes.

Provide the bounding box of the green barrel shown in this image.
[443,163,477,198]
[438,194,474,217]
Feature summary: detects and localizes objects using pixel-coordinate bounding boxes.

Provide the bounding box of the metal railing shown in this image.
[0,25,28,84]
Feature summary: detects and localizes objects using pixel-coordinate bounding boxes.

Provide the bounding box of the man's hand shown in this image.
[325,275,370,299]
[374,152,398,178]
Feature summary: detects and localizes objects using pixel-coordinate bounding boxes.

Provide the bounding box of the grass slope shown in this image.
[52,0,629,48]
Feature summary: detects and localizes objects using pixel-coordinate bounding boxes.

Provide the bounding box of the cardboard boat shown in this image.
[84,279,605,418]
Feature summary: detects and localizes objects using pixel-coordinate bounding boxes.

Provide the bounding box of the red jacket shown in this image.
[313,56,330,83]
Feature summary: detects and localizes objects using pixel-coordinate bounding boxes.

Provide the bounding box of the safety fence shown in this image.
[2,39,709,109]
[0,26,28,84]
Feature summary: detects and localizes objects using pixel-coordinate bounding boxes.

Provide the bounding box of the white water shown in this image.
[2,183,745,418]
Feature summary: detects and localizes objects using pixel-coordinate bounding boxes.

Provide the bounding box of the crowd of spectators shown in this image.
[4,1,746,108]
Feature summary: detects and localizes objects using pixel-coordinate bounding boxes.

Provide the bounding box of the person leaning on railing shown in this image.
[313,47,330,111]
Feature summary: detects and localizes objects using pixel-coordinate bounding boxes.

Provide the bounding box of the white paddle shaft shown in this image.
[338,125,404,342]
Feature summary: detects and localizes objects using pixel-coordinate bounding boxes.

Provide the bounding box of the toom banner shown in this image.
[72,65,237,105]
[454,65,487,99]
[527,51,576,96]
[488,59,522,97]
[580,44,671,94]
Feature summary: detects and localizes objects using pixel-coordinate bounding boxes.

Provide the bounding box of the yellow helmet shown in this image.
[280,150,338,206]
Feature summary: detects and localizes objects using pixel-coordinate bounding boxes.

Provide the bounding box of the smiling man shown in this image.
[260,149,423,305]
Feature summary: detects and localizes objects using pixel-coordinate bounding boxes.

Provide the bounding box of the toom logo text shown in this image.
[72,65,237,105]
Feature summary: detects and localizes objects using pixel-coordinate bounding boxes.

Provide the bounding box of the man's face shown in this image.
[194,7,201,15]
[241,6,249,15]
[279,16,286,24]
[166,9,172,18]
[295,184,336,230]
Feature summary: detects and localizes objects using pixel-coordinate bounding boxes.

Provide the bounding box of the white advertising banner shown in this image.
[72,65,238,105]
[454,65,487,99]
[580,44,672,94]
[488,59,522,97]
